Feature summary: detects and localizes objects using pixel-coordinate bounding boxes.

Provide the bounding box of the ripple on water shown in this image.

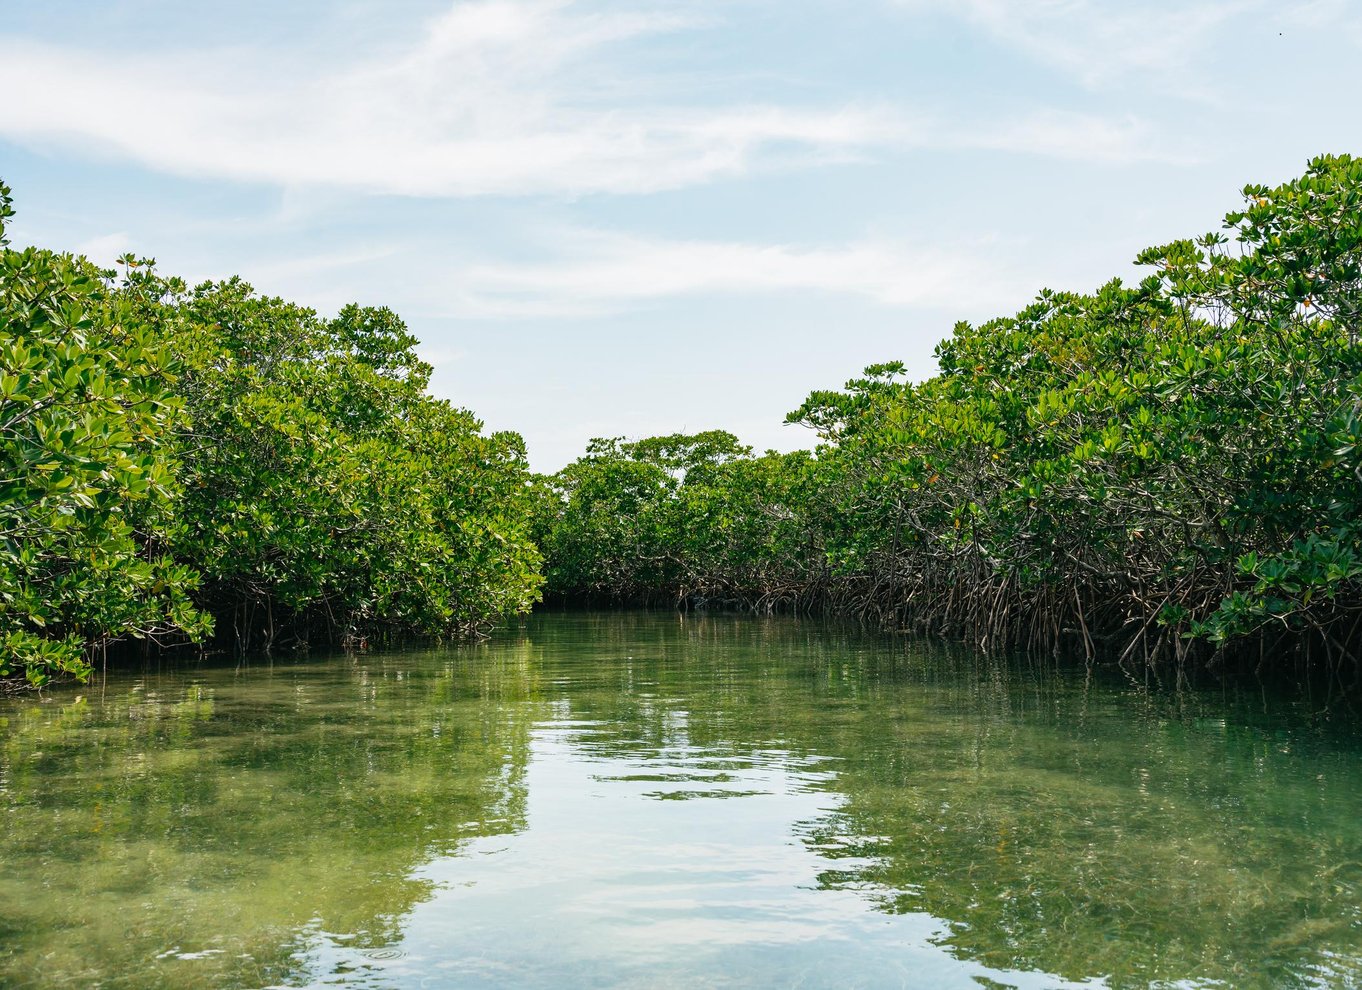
[1,611,1361,990]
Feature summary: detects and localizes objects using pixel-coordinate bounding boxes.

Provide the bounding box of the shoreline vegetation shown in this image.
[3,154,1361,688]
[0,180,543,686]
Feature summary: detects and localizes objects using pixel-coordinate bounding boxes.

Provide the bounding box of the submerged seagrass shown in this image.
[2,612,1359,989]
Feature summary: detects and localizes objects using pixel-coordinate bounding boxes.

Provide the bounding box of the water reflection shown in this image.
[0,649,539,988]
[1,612,1360,989]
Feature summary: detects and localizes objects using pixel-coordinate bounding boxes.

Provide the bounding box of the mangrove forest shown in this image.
[4,153,1362,687]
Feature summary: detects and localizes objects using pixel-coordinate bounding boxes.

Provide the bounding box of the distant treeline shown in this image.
[0,182,542,685]
[534,155,1362,671]
[4,155,1361,685]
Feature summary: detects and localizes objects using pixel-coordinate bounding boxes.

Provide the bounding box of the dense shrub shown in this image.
[0,184,542,684]
[540,155,1362,669]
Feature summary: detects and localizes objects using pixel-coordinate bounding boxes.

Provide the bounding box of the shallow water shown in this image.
[2,611,1361,989]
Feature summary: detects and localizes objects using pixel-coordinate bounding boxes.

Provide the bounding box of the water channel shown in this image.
[2,611,1360,988]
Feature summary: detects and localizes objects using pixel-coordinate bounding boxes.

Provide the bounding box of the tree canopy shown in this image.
[537,154,1362,671]
[6,154,1362,682]
[0,182,542,685]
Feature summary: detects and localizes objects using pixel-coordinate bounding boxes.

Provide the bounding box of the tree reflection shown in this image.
[0,647,540,988]
[3,614,1361,990]
[524,612,1362,990]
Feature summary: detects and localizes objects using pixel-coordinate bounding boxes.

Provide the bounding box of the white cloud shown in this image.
[0,1,897,198]
[418,345,467,368]
[245,246,398,283]
[438,228,1031,317]
[958,109,1192,164]
[894,0,1254,92]
[222,246,404,314]
[73,232,132,262]
[0,0,1186,200]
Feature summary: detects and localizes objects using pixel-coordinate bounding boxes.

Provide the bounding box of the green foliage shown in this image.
[541,155,1362,668]
[9,152,1362,676]
[121,272,543,650]
[536,431,822,606]
[0,182,541,683]
[0,182,207,685]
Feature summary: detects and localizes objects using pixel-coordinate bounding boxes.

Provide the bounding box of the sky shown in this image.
[2,0,1360,470]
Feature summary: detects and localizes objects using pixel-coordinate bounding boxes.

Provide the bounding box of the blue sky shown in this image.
[3,0,1359,469]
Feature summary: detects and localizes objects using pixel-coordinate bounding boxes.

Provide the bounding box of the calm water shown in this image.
[2,612,1361,989]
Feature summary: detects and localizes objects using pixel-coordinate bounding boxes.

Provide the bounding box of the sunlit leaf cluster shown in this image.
[1,183,542,683]
[541,155,1362,669]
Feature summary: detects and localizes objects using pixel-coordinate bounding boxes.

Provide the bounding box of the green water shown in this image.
[2,613,1361,989]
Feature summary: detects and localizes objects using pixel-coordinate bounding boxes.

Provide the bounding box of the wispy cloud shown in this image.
[73,232,133,263]
[0,0,1188,200]
[0,1,897,198]
[438,227,1032,318]
[956,109,1192,164]
[244,246,400,285]
[893,0,1256,93]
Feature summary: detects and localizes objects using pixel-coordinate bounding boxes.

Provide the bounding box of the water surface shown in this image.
[2,612,1360,988]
